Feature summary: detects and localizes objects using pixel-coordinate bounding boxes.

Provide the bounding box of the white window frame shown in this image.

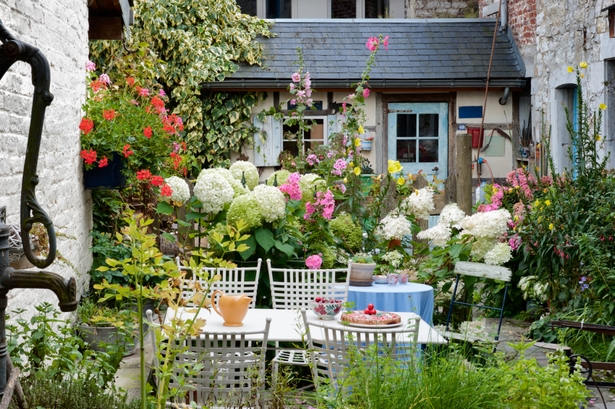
[251,0,401,19]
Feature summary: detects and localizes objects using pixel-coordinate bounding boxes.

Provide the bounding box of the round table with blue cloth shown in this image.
[347,282,435,325]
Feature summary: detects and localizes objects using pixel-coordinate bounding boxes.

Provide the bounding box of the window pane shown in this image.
[365,0,389,18]
[397,140,416,163]
[396,114,417,137]
[418,140,438,162]
[236,0,257,16]
[331,0,356,18]
[283,118,326,155]
[418,114,438,137]
[266,0,291,18]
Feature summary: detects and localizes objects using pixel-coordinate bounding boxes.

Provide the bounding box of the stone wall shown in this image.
[0,1,91,322]
[408,0,479,18]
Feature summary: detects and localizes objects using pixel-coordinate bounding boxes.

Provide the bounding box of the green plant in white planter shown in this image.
[349,252,377,286]
[76,297,136,355]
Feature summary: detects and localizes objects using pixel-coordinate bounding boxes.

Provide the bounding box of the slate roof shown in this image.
[203,19,526,91]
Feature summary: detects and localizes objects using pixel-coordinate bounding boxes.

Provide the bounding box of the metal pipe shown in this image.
[499,87,510,105]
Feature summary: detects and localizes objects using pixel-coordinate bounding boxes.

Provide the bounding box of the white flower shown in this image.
[164,176,190,204]
[457,208,511,240]
[253,184,286,222]
[417,223,451,247]
[401,187,435,220]
[193,171,234,214]
[483,242,512,265]
[229,160,259,190]
[439,203,466,227]
[381,250,404,268]
[200,167,249,198]
[299,173,325,199]
[375,212,412,241]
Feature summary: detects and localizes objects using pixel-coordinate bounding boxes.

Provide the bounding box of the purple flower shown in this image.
[98,73,111,85]
[306,154,319,166]
[85,60,96,72]
[291,72,301,83]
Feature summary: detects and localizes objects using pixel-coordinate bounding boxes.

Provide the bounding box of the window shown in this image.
[283,117,328,156]
[266,0,291,18]
[331,0,356,18]
[365,0,389,18]
[236,0,257,16]
[395,113,440,164]
[554,84,578,173]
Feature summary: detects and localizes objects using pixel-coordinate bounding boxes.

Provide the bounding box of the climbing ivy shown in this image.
[90,0,272,175]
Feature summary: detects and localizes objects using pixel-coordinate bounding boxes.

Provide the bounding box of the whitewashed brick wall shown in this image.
[0,1,91,323]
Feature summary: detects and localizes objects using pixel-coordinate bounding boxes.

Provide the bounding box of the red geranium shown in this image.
[150,175,164,186]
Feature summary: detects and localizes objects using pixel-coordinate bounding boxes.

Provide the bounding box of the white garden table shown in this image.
[164,308,447,345]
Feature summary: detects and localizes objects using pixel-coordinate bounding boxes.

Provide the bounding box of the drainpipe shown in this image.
[500,0,508,31]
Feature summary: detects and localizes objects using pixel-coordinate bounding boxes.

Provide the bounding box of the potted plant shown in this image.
[76,297,137,355]
[79,60,186,190]
[349,252,376,286]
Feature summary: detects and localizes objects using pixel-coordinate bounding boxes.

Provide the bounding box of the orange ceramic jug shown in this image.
[211,290,252,327]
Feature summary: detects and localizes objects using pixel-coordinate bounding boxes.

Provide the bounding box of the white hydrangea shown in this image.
[253,184,286,222]
[199,167,248,198]
[401,187,435,220]
[483,242,512,266]
[438,203,466,227]
[457,208,511,240]
[164,176,191,204]
[375,212,412,241]
[229,160,259,190]
[381,250,404,268]
[470,237,495,260]
[417,223,451,247]
[193,172,234,214]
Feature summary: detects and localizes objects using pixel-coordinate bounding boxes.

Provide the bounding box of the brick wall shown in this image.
[478,0,536,46]
[0,1,91,323]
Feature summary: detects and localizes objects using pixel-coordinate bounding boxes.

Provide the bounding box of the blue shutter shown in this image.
[253,116,282,166]
[327,114,343,141]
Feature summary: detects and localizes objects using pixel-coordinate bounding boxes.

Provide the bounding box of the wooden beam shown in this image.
[89,16,123,40]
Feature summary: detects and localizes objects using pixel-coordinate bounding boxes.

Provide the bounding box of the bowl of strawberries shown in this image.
[311,297,344,320]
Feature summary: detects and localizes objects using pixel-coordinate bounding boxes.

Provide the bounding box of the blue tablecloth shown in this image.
[347,282,434,325]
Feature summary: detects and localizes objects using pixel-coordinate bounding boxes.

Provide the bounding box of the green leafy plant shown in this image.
[7,303,121,388]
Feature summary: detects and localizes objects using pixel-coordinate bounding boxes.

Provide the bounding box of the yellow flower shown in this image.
[508,188,513,193]
[549,223,554,230]
[545,200,551,206]
[580,61,588,69]
[543,188,548,193]
[534,199,541,207]
[514,215,519,222]
[388,160,402,174]
[353,167,361,176]
[599,103,607,111]
[354,138,361,147]
[358,126,365,134]
[348,162,354,168]
[580,73,585,78]
[596,135,602,141]
[343,178,348,183]
[567,66,574,73]
[397,176,405,185]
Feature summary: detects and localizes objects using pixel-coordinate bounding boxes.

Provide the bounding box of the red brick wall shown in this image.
[479,0,536,46]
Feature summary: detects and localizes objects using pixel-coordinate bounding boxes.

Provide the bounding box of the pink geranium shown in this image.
[306,254,323,270]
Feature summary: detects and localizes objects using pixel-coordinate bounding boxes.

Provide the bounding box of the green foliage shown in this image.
[330,212,363,254]
[89,228,132,289]
[7,303,121,388]
[90,0,273,175]
[8,376,140,409]
[312,341,590,409]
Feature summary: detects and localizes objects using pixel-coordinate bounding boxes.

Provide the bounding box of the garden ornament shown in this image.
[0,19,77,401]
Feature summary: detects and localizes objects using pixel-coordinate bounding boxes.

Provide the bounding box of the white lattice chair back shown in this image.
[301,309,420,389]
[176,257,262,308]
[266,259,351,309]
[166,318,271,407]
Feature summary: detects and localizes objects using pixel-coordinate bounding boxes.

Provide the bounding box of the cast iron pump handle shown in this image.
[0,19,56,268]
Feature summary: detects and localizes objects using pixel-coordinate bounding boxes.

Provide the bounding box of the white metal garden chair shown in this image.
[266,259,351,388]
[176,257,262,308]
[301,309,420,389]
[148,309,271,408]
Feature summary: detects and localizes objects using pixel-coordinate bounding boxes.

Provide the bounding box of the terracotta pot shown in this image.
[388,239,402,249]
[349,262,376,287]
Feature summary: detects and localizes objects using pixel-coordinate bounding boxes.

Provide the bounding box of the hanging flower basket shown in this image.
[83,152,126,190]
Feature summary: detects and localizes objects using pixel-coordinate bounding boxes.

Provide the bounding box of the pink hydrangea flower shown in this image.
[306,254,323,270]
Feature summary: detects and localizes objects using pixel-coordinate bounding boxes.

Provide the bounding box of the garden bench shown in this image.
[550,320,615,386]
